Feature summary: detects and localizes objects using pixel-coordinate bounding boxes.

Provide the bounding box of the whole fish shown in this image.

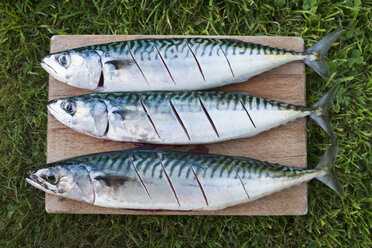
[26,142,342,210]
[47,85,339,144]
[41,30,343,92]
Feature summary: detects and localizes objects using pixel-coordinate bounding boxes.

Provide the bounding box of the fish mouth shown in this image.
[26,171,51,192]
[47,103,71,128]
[41,60,57,74]
[47,103,63,122]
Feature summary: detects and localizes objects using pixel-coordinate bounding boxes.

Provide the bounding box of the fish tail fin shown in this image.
[304,29,344,79]
[314,141,343,196]
[310,84,339,140]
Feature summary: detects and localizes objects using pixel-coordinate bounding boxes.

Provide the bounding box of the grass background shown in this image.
[0,0,370,247]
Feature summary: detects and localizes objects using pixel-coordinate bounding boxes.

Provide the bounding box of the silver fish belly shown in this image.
[41,31,343,91]
[47,85,338,144]
[26,142,342,210]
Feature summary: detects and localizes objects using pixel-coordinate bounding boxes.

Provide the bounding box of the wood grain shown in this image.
[46,35,307,215]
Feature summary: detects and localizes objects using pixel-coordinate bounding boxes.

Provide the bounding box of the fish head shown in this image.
[41,49,102,90]
[47,97,108,138]
[26,164,94,203]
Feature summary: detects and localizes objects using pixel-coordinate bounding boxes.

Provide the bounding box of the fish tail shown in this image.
[304,29,344,79]
[314,140,343,196]
[310,84,339,140]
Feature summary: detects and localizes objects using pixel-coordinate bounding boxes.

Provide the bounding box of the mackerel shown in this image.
[26,142,342,210]
[41,30,343,91]
[47,85,339,144]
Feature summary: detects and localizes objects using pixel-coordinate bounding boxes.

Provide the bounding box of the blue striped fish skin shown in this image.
[48,83,339,144]
[41,30,343,91]
[47,91,312,144]
[26,142,341,210]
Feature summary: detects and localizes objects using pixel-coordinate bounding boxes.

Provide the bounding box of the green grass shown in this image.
[0,0,370,247]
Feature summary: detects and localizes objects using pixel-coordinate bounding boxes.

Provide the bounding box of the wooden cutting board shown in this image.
[46,35,307,215]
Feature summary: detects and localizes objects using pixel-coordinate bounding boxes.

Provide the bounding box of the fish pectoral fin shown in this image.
[94,175,134,187]
[105,59,134,70]
[112,110,128,120]
[112,109,144,121]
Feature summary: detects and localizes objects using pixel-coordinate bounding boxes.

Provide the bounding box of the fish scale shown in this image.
[27,143,342,210]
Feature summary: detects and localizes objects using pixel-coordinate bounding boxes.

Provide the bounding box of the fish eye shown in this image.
[61,100,76,115]
[57,53,70,67]
[47,175,58,184]
[42,173,59,185]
